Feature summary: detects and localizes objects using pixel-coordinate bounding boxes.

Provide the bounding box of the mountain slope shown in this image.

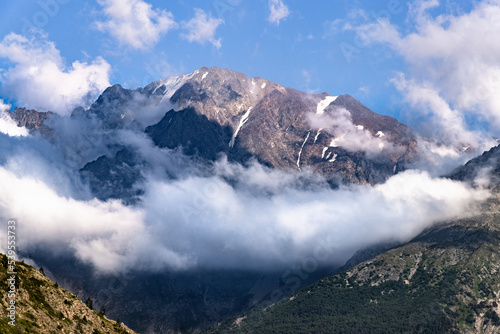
[0,253,136,333]
[205,204,500,334]
[147,67,417,186]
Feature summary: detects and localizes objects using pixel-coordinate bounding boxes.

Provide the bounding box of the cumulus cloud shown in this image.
[0,33,110,115]
[351,0,500,152]
[268,0,290,25]
[181,9,224,49]
[96,0,177,50]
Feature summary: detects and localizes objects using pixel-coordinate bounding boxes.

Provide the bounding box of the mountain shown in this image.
[9,107,53,137]
[3,67,429,333]
[0,253,136,333]
[11,67,417,198]
[144,67,417,185]
[75,67,418,206]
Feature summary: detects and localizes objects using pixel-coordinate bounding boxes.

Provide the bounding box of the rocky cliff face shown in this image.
[144,67,417,186]
[10,107,53,136]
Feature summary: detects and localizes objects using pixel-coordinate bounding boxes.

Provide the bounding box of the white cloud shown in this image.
[391,75,484,147]
[268,0,290,25]
[0,126,489,272]
[308,106,402,157]
[0,106,29,137]
[352,0,500,151]
[0,166,191,273]
[0,99,10,111]
[181,9,224,49]
[96,0,177,50]
[0,33,110,115]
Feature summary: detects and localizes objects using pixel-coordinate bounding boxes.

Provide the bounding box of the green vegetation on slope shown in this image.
[0,253,136,334]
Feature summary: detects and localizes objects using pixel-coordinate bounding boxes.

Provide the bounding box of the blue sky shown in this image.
[0,0,413,114]
[1,0,500,150]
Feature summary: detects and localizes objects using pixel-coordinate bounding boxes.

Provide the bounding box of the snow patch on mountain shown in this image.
[314,129,322,143]
[229,107,253,148]
[316,95,338,115]
[322,147,328,159]
[296,131,311,169]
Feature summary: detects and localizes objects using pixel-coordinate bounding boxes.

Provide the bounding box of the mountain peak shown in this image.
[139,66,417,185]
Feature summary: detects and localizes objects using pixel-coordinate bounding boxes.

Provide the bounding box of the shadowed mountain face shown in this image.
[448,144,500,189]
[80,148,145,204]
[145,106,252,163]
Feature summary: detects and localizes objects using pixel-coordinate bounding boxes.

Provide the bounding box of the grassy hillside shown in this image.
[205,200,500,334]
[0,253,136,334]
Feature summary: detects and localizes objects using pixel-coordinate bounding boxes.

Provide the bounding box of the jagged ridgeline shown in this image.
[0,254,136,333]
[10,66,417,203]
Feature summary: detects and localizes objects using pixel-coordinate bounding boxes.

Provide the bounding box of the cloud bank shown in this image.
[0,113,489,273]
[0,33,110,115]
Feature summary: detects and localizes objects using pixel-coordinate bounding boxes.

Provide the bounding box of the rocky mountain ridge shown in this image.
[10,66,418,195]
